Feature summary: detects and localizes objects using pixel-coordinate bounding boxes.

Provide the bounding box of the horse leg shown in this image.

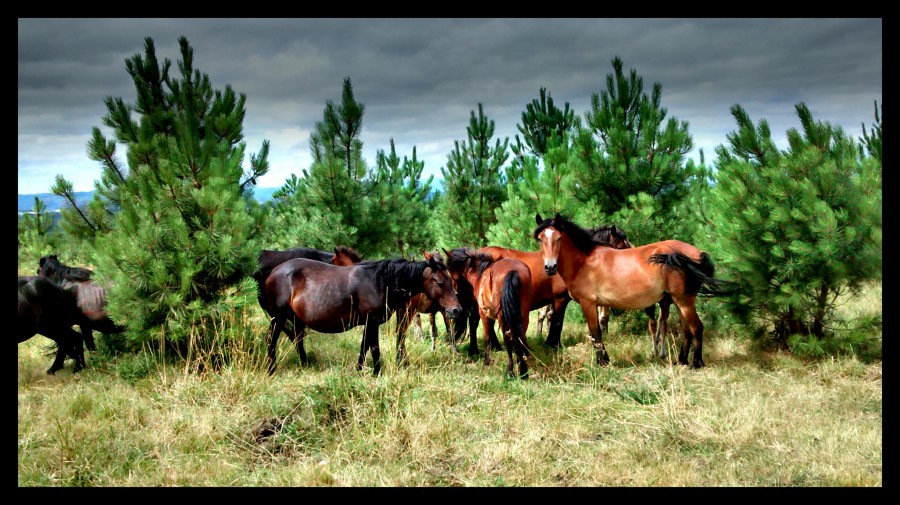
[366,322,382,376]
[481,315,496,367]
[396,321,410,369]
[430,313,438,351]
[579,299,609,365]
[291,317,308,365]
[651,300,671,361]
[67,327,87,372]
[80,323,96,352]
[536,305,549,339]
[441,311,459,353]
[413,313,425,341]
[267,317,284,375]
[544,298,569,349]
[467,305,480,359]
[598,305,610,335]
[45,334,69,375]
[672,296,704,368]
[500,320,516,379]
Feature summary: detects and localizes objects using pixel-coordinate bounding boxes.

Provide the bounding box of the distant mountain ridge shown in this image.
[18,188,281,213]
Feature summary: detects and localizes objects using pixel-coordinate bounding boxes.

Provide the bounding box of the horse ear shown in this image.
[535,213,543,224]
[334,247,340,255]
[423,250,433,260]
[554,212,562,222]
[442,248,451,258]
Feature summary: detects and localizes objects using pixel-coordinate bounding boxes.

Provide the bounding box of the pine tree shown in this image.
[372,141,436,258]
[438,104,509,247]
[489,88,584,250]
[571,56,703,241]
[89,36,269,344]
[707,103,881,344]
[17,196,58,271]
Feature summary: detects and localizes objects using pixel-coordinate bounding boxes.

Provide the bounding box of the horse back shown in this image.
[478,246,561,307]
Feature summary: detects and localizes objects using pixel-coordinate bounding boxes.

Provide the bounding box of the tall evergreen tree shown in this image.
[372,141,436,258]
[571,56,703,241]
[490,88,582,250]
[88,36,269,344]
[438,104,509,248]
[706,103,881,343]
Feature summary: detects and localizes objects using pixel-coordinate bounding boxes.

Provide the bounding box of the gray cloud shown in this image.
[18,18,882,194]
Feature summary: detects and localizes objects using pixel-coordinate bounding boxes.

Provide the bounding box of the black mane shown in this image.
[359,256,447,306]
[589,225,627,246]
[446,247,495,279]
[38,255,93,282]
[534,214,615,255]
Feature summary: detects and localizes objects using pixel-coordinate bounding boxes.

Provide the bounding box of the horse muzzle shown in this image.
[544,264,558,276]
[446,306,462,319]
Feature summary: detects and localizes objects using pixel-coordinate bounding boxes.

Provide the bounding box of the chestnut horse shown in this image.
[263,254,462,375]
[534,213,735,368]
[480,224,634,349]
[444,248,533,379]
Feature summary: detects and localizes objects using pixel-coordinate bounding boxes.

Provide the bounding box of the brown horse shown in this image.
[18,276,87,374]
[263,254,462,375]
[534,213,735,368]
[398,251,460,353]
[444,248,533,379]
[37,255,124,351]
[480,224,634,349]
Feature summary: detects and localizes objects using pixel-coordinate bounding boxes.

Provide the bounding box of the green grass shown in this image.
[18,283,882,486]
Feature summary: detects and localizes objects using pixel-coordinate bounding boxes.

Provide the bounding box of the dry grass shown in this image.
[18,283,882,487]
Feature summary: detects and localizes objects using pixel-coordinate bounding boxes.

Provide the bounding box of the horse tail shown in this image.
[500,270,527,348]
[648,252,738,297]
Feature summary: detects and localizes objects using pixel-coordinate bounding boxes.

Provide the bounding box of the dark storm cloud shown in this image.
[18,18,882,194]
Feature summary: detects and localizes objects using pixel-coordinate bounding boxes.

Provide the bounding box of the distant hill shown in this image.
[18,188,281,213]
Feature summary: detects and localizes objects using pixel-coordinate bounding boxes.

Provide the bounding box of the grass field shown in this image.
[18,283,882,486]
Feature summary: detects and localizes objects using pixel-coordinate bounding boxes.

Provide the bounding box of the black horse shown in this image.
[37,255,124,350]
[18,276,86,374]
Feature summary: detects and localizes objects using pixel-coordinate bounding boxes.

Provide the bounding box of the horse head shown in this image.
[423,254,462,319]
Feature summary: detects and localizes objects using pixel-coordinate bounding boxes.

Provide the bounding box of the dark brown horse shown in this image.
[534,213,735,368]
[37,255,124,351]
[480,224,634,349]
[263,254,462,375]
[253,245,363,312]
[444,248,533,379]
[18,276,86,374]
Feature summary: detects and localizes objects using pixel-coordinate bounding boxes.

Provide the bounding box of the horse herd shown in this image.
[18,214,735,378]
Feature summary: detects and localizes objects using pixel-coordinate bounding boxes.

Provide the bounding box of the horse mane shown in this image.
[446,247,496,278]
[39,255,93,282]
[589,225,628,246]
[359,257,448,301]
[534,215,615,254]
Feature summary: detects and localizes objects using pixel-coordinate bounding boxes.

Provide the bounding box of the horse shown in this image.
[263,253,462,375]
[481,224,634,350]
[534,213,735,369]
[253,245,363,341]
[253,245,363,311]
[37,255,124,351]
[444,248,533,379]
[378,251,459,354]
[18,276,87,374]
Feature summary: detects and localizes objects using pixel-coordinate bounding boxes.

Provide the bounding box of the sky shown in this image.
[18,18,883,195]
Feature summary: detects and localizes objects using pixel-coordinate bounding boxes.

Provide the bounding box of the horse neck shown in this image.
[556,233,588,282]
[378,260,427,308]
